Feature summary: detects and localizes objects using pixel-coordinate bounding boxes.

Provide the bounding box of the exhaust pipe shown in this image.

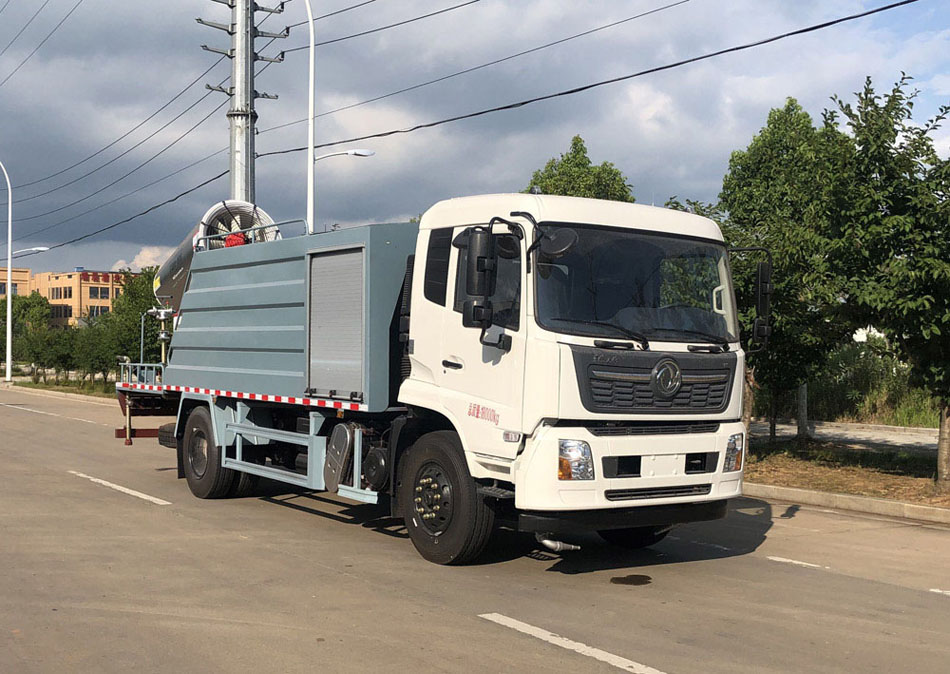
[535,532,581,553]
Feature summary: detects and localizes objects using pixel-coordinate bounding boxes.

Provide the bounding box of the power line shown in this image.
[14,171,229,258]
[0,0,53,59]
[8,58,226,191]
[286,0,379,29]
[258,0,691,136]
[14,100,228,223]
[259,0,923,159]
[1,4,285,192]
[0,0,86,89]
[0,0,15,19]
[283,0,480,53]
[6,56,277,243]
[14,148,229,243]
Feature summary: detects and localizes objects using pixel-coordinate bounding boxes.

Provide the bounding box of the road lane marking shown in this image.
[68,471,171,506]
[0,402,107,426]
[930,589,950,596]
[479,613,666,674]
[767,556,830,570]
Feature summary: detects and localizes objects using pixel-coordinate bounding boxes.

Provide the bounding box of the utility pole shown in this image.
[199,0,285,204]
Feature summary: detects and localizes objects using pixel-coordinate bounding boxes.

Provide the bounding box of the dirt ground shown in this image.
[746,452,950,508]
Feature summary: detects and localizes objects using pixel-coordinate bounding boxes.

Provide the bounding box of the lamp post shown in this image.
[304,0,316,235]
[2,157,12,383]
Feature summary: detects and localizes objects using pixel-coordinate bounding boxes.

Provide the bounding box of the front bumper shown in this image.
[518,499,729,534]
[512,421,745,511]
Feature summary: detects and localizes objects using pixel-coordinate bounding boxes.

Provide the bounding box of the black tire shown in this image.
[182,406,235,499]
[228,471,261,498]
[158,423,177,449]
[398,431,494,565]
[598,525,672,549]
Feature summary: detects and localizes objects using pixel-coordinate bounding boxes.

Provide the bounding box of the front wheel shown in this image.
[398,431,494,565]
[598,525,672,549]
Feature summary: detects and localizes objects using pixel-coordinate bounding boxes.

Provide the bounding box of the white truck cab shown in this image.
[399,194,762,552]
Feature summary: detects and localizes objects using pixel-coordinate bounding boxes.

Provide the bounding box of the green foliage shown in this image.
[108,267,164,363]
[823,76,950,406]
[759,335,940,427]
[75,315,115,385]
[719,99,853,401]
[526,135,635,202]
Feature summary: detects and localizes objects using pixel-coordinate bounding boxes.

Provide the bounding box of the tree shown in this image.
[108,267,164,364]
[75,317,116,389]
[525,135,635,202]
[824,76,950,489]
[718,99,853,442]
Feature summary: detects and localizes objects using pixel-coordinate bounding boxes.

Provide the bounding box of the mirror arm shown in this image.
[479,328,512,353]
[510,211,540,274]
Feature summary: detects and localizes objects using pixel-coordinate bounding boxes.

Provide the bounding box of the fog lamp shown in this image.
[724,433,744,472]
[558,440,595,481]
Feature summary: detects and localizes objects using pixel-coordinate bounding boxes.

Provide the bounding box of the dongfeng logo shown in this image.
[651,359,682,398]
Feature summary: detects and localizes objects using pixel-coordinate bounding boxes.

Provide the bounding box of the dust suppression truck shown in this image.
[117,193,772,564]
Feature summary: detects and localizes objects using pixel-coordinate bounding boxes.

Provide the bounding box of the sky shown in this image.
[0,0,948,273]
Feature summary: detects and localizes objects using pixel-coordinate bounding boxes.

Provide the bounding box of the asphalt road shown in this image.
[2,387,949,673]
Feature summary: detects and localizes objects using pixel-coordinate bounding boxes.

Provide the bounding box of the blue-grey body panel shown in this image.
[164,222,418,413]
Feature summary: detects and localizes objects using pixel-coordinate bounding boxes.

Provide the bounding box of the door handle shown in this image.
[442,359,463,370]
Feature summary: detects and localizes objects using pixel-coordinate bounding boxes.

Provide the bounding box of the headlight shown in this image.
[723,433,744,472]
[558,440,595,480]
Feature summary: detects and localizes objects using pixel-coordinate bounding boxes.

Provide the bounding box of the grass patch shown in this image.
[746,438,950,508]
[15,380,116,399]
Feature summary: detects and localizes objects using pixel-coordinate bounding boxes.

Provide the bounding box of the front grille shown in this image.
[589,370,729,411]
[605,484,712,501]
[587,422,720,436]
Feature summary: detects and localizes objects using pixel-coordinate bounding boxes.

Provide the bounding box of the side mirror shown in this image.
[753,260,773,347]
[466,226,496,297]
[756,260,772,319]
[462,299,493,329]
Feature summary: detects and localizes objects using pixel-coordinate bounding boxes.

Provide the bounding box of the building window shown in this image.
[11,284,17,296]
[65,287,72,299]
[0,283,5,295]
[90,287,100,299]
[100,287,110,300]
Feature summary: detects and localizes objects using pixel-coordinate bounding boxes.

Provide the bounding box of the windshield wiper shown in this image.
[549,318,649,350]
[647,327,729,351]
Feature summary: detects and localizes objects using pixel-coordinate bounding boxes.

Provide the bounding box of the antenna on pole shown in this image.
[198,0,287,204]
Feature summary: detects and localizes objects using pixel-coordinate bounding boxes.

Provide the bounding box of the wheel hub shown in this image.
[189,430,209,478]
[413,463,453,535]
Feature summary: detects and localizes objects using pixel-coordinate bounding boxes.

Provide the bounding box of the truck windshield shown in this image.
[534,223,738,343]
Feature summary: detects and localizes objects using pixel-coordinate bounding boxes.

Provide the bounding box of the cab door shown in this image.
[437,225,527,459]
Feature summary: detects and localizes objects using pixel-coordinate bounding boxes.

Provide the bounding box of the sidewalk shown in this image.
[749,419,937,454]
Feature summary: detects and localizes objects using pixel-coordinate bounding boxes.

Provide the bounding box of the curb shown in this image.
[4,385,117,407]
[744,482,950,525]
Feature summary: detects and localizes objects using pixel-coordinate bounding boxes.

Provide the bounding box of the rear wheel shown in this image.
[182,406,235,499]
[598,525,672,549]
[398,431,494,565]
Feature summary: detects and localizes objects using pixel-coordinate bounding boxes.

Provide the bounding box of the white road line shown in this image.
[479,613,666,674]
[68,471,171,506]
[767,555,830,570]
[930,589,950,596]
[0,402,107,426]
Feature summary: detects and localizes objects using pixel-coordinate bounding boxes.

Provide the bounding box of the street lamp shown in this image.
[1,157,12,382]
[12,247,49,257]
[308,149,376,234]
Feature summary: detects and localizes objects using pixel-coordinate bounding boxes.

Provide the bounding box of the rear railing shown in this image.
[119,362,164,385]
